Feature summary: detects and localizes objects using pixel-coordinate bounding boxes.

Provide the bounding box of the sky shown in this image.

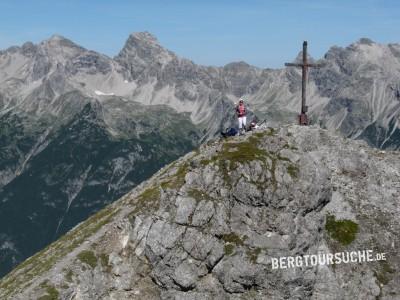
[0,0,399,68]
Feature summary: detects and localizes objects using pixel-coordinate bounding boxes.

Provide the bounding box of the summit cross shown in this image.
[285,41,324,125]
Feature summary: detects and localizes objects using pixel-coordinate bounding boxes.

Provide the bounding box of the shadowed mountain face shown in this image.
[0,126,399,299]
[0,32,399,277]
[0,98,201,277]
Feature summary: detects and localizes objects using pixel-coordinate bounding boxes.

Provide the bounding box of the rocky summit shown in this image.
[1,32,400,278]
[0,125,399,300]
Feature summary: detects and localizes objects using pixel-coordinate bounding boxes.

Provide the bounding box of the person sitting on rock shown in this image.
[236,98,247,134]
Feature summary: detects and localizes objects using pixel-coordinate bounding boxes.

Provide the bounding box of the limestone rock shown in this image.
[1,126,399,299]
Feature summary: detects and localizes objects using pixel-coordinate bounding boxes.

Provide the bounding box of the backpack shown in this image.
[221,127,238,138]
[227,128,238,136]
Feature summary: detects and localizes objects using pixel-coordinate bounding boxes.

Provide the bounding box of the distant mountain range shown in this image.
[0,32,399,277]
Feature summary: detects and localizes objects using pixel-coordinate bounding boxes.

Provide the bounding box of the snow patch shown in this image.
[95,90,115,96]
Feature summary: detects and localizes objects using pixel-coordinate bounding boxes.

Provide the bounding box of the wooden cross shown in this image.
[285,41,324,125]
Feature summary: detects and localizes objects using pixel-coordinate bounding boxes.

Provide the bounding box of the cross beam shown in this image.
[285,41,324,125]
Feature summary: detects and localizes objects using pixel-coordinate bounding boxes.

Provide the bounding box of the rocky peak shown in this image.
[129,31,160,46]
[47,34,67,42]
[358,37,375,45]
[293,51,317,64]
[223,61,252,71]
[20,41,38,57]
[38,34,85,62]
[323,38,400,77]
[347,38,385,56]
[222,61,261,78]
[1,125,398,299]
[115,31,176,76]
[39,34,84,52]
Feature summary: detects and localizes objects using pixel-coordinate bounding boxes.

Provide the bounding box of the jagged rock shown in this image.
[1,33,400,278]
[174,196,196,225]
[1,125,399,299]
[0,33,400,297]
[191,200,214,227]
[182,228,224,267]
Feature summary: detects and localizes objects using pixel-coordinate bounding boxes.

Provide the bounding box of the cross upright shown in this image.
[285,41,324,125]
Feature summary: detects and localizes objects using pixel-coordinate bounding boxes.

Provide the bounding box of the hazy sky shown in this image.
[0,0,399,68]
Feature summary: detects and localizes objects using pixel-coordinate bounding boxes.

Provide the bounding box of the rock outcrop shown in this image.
[1,125,399,299]
[1,32,400,295]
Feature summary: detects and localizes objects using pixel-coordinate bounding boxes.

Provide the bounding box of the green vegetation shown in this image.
[199,130,299,189]
[138,186,161,202]
[222,142,266,163]
[203,135,271,185]
[157,161,177,177]
[222,233,246,256]
[99,253,113,273]
[247,248,262,264]
[287,164,299,178]
[99,253,109,268]
[325,215,358,245]
[128,185,161,217]
[199,158,212,166]
[65,269,73,283]
[259,128,276,137]
[160,163,189,190]
[187,188,214,202]
[201,131,272,170]
[38,281,59,300]
[374,261,395,285]
[77,250,97,269]
[222,233,245,246]
[224,244,235,256]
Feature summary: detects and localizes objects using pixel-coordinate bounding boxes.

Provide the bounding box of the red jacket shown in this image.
[236,104,246,117]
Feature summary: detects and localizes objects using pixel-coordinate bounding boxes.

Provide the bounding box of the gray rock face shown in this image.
[174,196,196,225]
[1,126,399,299]
[1,32,400,295]
[1,33,400,147]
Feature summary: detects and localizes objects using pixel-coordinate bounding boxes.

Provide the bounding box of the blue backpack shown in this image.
[221,127,238,138]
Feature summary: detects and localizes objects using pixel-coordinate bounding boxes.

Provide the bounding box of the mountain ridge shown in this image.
[2,32,399,146]
[1,125,399,299]
[1,31,400,279]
